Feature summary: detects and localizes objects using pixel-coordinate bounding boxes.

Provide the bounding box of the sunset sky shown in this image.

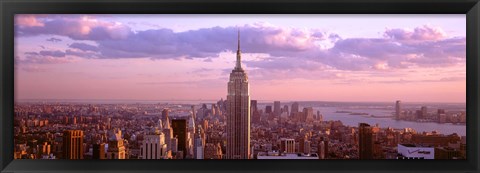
[14,14,466,103]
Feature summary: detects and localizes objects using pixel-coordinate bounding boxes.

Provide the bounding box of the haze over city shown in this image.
[14,14,466,103]
[13,14,466,160]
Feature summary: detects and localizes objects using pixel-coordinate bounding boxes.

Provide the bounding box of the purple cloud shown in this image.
[25,50,66,57]
[69,43,99,52]
[15,15,465,75]
[384,25,446,41]
[16,15,132,41]
[46,37,62,42]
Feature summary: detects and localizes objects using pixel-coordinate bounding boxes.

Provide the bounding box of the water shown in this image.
[317,106,466,136]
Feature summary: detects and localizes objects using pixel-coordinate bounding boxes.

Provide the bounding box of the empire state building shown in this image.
[226,31,251,159]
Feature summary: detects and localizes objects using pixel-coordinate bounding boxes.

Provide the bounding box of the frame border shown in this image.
[1,0,479,173]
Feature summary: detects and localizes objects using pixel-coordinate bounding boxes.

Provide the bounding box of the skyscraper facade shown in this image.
[107,129,126,159]
[141,129,167,159]
[395,100,402,119]
[291,102,299,116]
[226,31,251,159]
[172,119,187,158]
[359,123,373,159]
[191,105,196,120]
[92,143,105,159]
[280,138,295,154]
[274,101,281,116]
[251,100,258,115]
[251,100,260,123]
[303,107,314,122]
[421,106,428,119]
[162,109,169,121]
[63,130,84,159]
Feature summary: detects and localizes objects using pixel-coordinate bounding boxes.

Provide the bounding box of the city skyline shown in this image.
[15,14,466,102]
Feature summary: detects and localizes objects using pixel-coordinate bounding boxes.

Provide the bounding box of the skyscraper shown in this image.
[162,108,169,121]
[291,102,299,116]
[92,143,105,159]
[265,106,272,114]
[172,119,187,158]
[162,117,173,153]
[226,30,251,159]
[274,101,281,116]
[191,105,196,121]
[421,106,428,119]
[280,138,295,154]
[318,136,329,159]
[359,123,373,159]
[194,127,204,159]
[251,100,260,123]
[303,107,314,122]
[395,100,402,120]
[283,105,289,115]
[141,129,167,159]
[251,100,258,115]
[107,128,126,159]
[63,130,84,159]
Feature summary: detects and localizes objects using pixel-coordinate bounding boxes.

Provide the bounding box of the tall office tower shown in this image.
[107,129,126,159]
[318,141,325,159]
[251,100,258,115]
[395,100,402,120]
[437,109,446,114]
[141,129,167,159]
[359,123,373,159]
[280,138,295,154]
[304,140,311,154]
[38,142,51,158]
[63,130,84,159]
[191,105,196,121]
[170,137,178,153]
[265,106,272,114]
[226,31,251,159]
[163,117,173,152]
[187,121,195,158]
[64,115,69,125]
[421,106,428,119]
[71,116,77,125]
[318,137,329,159]
[188,116,195,135]
[251,100,260,123]
[274,101,281,116]
[303,107,314,122]
[211,104,216,116]
[194,128,204,159]
[291,102,299,116]
[106,117,112,130]
[162,108,169,121]
[203,119,209,132]
[283,105,289,115]
[92,143,105,159]
[299,136,306,153]
[172,119,187,158]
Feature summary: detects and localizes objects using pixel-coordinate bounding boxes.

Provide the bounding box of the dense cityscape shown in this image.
[14,33,466,160]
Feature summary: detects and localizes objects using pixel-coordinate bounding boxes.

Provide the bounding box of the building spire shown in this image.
[238,29,240,51]
[235,29,242,70]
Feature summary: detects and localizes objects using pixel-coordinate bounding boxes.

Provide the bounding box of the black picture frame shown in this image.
[1,0,479,173]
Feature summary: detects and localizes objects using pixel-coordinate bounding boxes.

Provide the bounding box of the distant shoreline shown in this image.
[16,99,466,105]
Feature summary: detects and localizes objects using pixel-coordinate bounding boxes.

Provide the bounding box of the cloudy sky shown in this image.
[14,14,466,103]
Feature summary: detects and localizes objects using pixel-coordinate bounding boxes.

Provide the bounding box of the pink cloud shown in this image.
[16,15,132,40]
[15,15,465,78]
[384,25,447,41]
[15,15,44,27]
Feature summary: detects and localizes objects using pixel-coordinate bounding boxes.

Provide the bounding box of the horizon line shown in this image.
[16,98,466,104]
